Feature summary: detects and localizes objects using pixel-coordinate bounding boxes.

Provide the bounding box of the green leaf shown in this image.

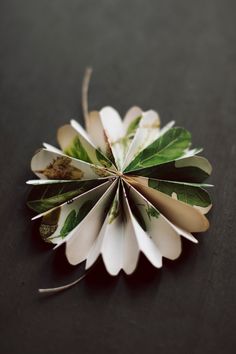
[125,127,191,172]
[108,199,119,224]
[95,149,112,168]
[134,156,211,183]
[27,180,102,213]
[65,136,92,163]
[75,200,94,225]
[60,210,77,238]
[108,116,142,163]
[28,189,84,213]
[146,206,160,220]
[51,200,95,240]
[148,179,211,207]
[126,116,142,136]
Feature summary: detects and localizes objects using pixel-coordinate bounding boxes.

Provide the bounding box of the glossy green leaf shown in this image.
[27,180,102,213]
[95,149,112,168]
[28,189,83,213]
[75,200,94,225]
[133,156,212,183]
[126,116,142,136]
[148,179,211,207]
[125,127,191,172]
[108,198,119,224]
[65,136,92,163]
[60,210,77,238]
[58,200,94,238]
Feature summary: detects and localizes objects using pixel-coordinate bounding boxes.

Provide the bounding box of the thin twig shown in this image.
[82,67,93,130]
[38,271,89,295]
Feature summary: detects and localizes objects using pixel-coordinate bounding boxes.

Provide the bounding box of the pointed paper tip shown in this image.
[53,243,61,250]
[26,180,36,185]
[70,118,77,125]
[31,215,40,221]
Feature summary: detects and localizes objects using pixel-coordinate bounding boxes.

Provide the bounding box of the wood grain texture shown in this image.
[0,1,235,353]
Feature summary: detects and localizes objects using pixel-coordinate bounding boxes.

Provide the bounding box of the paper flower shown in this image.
[27,69,212,291]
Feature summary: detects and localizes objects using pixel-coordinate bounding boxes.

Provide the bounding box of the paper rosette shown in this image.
[27,70,213,279]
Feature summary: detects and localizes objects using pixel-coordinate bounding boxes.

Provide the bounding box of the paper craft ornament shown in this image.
[27,68,213,293]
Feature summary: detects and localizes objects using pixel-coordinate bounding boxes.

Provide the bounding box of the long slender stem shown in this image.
[82,67,93,130]
[38,271,89,295]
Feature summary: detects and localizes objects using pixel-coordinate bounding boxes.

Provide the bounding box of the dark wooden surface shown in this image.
[0,1,235,353]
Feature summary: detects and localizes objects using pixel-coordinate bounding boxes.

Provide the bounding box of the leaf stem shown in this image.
[82,67,93,131]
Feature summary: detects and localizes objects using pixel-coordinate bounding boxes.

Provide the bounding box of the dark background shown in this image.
[0,1,235,353]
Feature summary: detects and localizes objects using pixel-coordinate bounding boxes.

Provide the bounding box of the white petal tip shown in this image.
[191,237,199,244]
[70,119,77,125]
[106,269,121,277]
[31,215,41,221]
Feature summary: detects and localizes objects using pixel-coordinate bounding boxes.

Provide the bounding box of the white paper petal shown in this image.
[87,180,140,275]
[129,179,198,243]
[85,214,108,270]
[37,180,114,244]
[122,220,140,275]
[133,176,212,215]
[99,106,125,169]
[127,176,209,233]
[194,204,212,215]
[123,106,143,131]
[31,149,114,180]
[101,218,125,275]
[32,179,112,221]
[163,218,198,243]
[70,119,95,146]
[86,182,140,275]
[122,110,161,170]
[159,120,175,133]
[128,214,163,268]
[65,180,118,265]
[124,181,182,259]
[27,179,76,185]
[86,111,108,153]
[177,147,203,159]
[26,177,109,185]
[175,156,212,175]
[87,182,124,274]
[149,217,182,259]
[43,143,63,154]
[122,183,162,268]
[57,122,115,169]
[86,213,125,275]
